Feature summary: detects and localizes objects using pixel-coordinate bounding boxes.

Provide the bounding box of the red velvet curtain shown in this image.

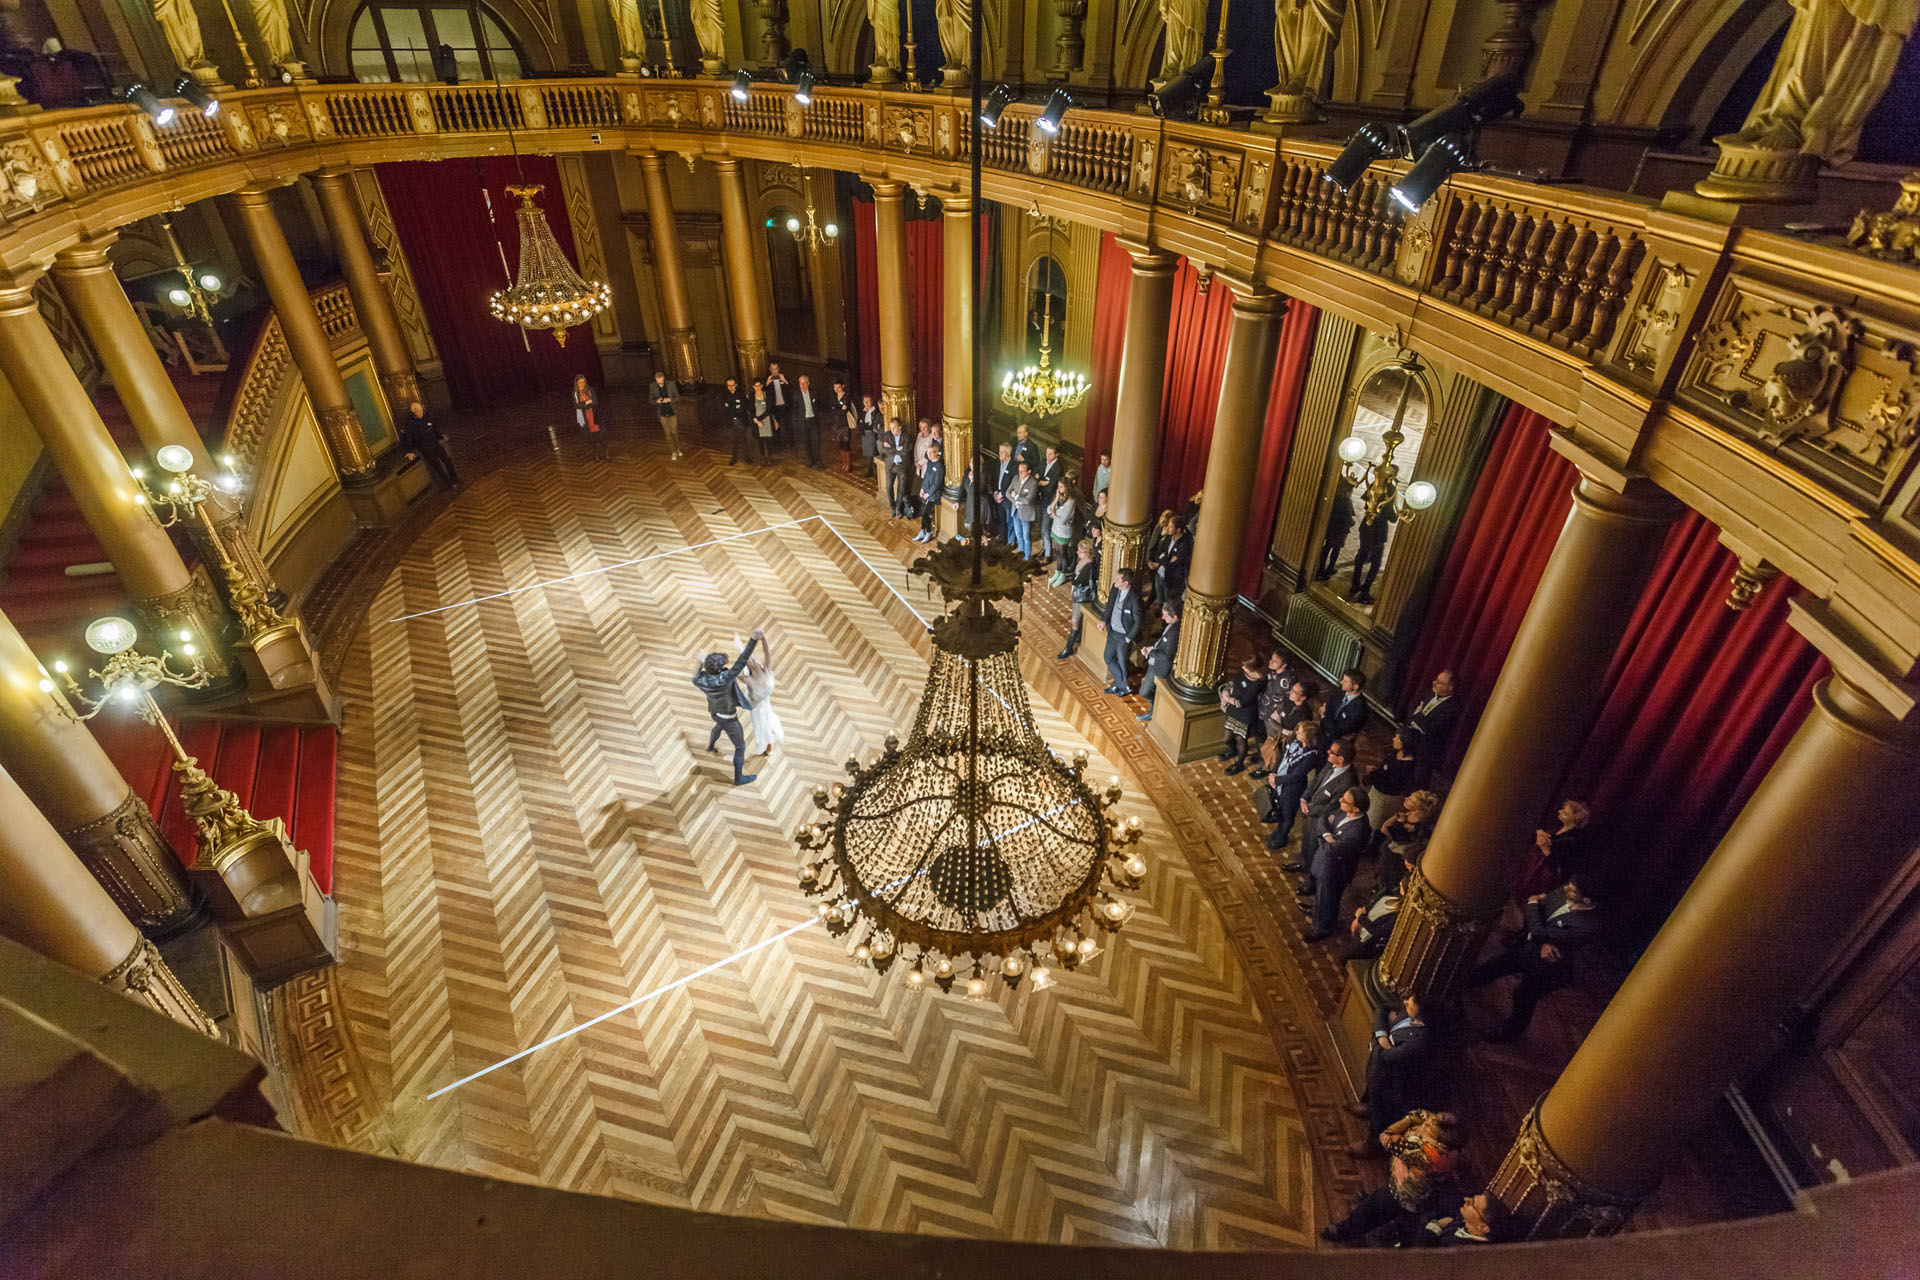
[377,155,602,408]
[1079,232,1134,468]
[1544,514,1828,927]
[852,198,881,404]
[1398,403,1578,766]
[1237,300,1321,599]
[1153,261,1236,514]
[906,216,943,425]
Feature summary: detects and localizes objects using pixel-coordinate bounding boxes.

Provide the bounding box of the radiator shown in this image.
[1281,591,1364,684]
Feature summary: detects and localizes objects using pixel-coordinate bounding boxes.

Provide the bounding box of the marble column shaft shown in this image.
[712,156,769,381]
[0,760,214,1034]
[229,187,374,478]
[1489,670,1920,1236]
[311,169,420,412]
[1170,288,1287,696]
[870,179,915,427]
[1100,246,1179,605]
[1378,473,1679,1000]
[639,152,702,384]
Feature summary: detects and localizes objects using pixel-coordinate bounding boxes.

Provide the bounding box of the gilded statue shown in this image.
[869,0,902,81]
[1726,0,1919,164]
[249,0,296,66]
[610,0,648,64]
[692,0,727,74]
[1274,0,1343,95]
[153,0,215,79]
[1155,0,1206,85]
[935,0,971,81]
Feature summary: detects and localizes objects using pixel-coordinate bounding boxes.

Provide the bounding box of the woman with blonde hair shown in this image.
[736,631,784,755]
[572,373,606,462]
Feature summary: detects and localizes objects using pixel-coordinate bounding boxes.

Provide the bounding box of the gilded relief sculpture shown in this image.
[1263,0,1346,123]
[868,0,902,84]
[1153,0,1206,89]
[1697,0,1919,202]
[936,0,971,87]
[693,0,728,75]
[250,0,306,78]
[155,0,222,87]
[611,0,648,73]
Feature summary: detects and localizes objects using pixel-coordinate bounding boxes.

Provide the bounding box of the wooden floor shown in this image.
[291,416,1319,1248]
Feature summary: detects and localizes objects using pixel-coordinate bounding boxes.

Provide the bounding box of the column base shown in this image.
[189,817,336,989]
[60,792,202,940]
[1145,687,1227,764]
[873,456,891,506]
[1374,863,1495,1002]
[340,453,429,528]
[1693,133,1818,204]
[1075,632,1110,685]
[1488,1104,1647,1239]
[936,499,965,540]
[233,619,340,723]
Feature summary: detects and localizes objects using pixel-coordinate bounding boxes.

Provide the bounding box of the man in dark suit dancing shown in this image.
[694,629,764,786]
[1101,567,1142,696]
[1467,873,1603,1040]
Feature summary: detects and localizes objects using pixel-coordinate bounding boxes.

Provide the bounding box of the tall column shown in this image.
[0,760,216,1035]
[1489,668,1920,1237]
[712,156,769,381]
[0,276,230,676]
[51,234,285,612]
[1170,289,1285,694]
[638,152,702,385]
[229,186,374,480]
[870,179,915,426]
[941,190,974,521]
[0,609,196,937]
[1098,244,1179,605]
[1379,473,1679,1000]
[311,169,421,413]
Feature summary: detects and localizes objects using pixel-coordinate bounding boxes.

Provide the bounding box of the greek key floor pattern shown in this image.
[319,433,1316,1248]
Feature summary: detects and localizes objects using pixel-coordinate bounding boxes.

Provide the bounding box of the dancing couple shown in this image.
[693,627,785,786]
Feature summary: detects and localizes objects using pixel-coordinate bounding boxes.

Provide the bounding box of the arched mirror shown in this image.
[349,2,527,82]
[1314,359,1430,610]
[763,207,817,356]
[1025,255,1066,359]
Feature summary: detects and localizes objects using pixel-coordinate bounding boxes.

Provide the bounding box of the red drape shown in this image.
[1154,260,1236,514]
[1543,514,1828,926]
[1079,232,1134,468]
[1398,403,1578,768]
[906,216,943,425]
[377,155,602,408]
[852,199,881,404]
[1237,300,1320,599]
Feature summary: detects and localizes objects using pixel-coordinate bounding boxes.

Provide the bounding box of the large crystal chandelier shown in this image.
[487,184,612,346]
[797,541,1145,993]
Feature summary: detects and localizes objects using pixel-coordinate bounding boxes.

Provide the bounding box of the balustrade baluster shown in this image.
[1490,213,1533,313]
[1374,185,1401,268]
[1583,236,1643,350]
[1546,228,1596,336]
[1471,209,1514,304]
[1281,163,1312,239]
[1525,220,1574,325]
[1435,201,1480,296]
[1566,235,1617,338]
[1506,215,1553,315]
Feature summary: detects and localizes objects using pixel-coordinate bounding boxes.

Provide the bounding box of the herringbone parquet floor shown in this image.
[318,425,1317,1248]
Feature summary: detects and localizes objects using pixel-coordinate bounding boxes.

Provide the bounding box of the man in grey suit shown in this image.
[1101,568,1141,696]
[1271,737,1358,851]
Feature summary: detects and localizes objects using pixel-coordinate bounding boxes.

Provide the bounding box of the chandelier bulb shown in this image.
[1125,856,1147,880]
[934,957,954,978]
[907,965,926,986]
[854,941,872,961]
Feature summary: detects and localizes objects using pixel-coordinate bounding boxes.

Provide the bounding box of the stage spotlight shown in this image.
[1389,133,1474,212]
[794,70,814,105]
[124,83,174,127]
[730,69,752,101]
[979,84,1012,129]
[1036,88,1071,135]
[1148,56,1211,121]
[1399,73,1523,160]
[171,74,218,118]
[1325,121,1399,190]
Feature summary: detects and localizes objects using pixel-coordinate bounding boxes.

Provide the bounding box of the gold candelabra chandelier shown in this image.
[133,445,285,642]
[796,540,1145,994]
[1337,355,1439,524]
[783,166,839,248]
[1001,212,1091,418]
[488,184,612,346]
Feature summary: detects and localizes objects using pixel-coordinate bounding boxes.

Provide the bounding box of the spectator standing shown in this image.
[572,374,607,462]
[750,379,775,464]
[649,370,683,460]
[721,377,751,464]
[913,444,944,542]
[1056,539,1097,659]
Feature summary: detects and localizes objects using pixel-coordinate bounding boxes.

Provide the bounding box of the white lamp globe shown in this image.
[154,444,195,474]
[1337,436,1368,464]
[1405,480,1439,510]
[85,616,139,655]
[167,287,192,308]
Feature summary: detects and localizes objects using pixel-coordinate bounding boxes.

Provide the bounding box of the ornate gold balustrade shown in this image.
[0,77,1911,699]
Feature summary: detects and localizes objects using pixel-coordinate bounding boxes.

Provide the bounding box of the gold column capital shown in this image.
[941,189,974,215]
[708,153,743,174]
[868,177,907,199]
[1227,285,1289,317]
[1112,236,1175,270]
[0,268,46,307]
[51,231,119,270]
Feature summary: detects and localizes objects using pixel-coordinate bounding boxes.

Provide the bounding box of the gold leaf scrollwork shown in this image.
[1729,305,1859,439]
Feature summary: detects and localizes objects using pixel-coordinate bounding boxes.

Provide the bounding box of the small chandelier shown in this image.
[1338,354,1439,525]
[488,184,612,347]
[1002,214,1090,417]
[797,540,1146,994]
[783,164,839,248]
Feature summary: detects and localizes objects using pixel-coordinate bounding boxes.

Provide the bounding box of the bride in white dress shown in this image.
[736,633,784,754]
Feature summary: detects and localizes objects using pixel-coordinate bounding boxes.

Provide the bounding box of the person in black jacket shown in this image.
[1350,995,1435,1150]
[1348,500,1397,605]
[1315,474,1357,579]
[649,370,682,460]
[793,373,822,466]
[721,377,751,465]
[572,374,607,462]
[1056,539,1098,658]
[1218,655,1266,769]
[883,420,912,517]
[1320,668,1370,743]
[830,379,856,470]
[1257,721,1323,832]
[858,395,882,471]
[1274,734,1356,851]
[1406,670,1460,785]
[694,629,764,785]
[400,400,460,489]
[1135,602,1180,720]
[913,444,945,541]
[1467,874,1603,1040]
[1101,567,1141,695]
[1302,786,1373,940]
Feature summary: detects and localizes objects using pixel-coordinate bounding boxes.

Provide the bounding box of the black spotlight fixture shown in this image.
[1390,133,1474,212]
[730,68,753,101]
[170,73,218,118]
[1148,55,1211,121]
[124,83,175,127]
[1036,87,1071,135]
[1398,73,1523,162]
[794,70,814,104]
[979,84,1013,129]
[1325,121,1400,191]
